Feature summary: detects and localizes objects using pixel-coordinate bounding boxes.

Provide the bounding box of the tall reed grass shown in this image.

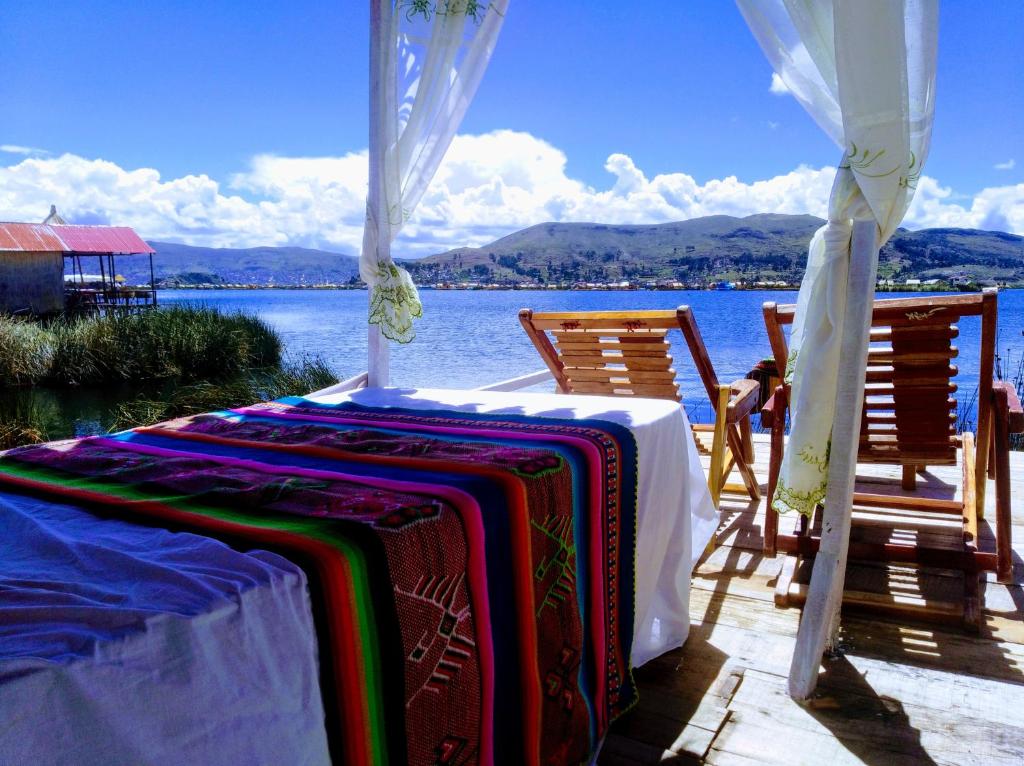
[0,306,340,449]
[0,318,54,386]
[111,357,338,430]
[0,398,49,450]
[0,306,282,386]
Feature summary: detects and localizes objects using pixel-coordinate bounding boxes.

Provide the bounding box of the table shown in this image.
[309,386,718,666]
[0,386,716,764]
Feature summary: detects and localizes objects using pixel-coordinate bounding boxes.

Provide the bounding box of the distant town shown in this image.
[154,275,997,292]
[143,214,1024,291]
[6,212,1016,297]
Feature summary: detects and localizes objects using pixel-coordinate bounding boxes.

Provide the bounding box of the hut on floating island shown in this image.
[0,207,156,315]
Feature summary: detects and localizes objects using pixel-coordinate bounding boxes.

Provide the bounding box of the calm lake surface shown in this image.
[161,288,1024,423]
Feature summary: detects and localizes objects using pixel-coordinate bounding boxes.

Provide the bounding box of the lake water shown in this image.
[161,288,1024,423]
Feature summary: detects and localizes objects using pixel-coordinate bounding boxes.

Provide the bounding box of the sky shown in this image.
[0,0,1021,256]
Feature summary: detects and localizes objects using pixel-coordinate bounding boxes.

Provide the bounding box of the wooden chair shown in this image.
[761,290,1023,629]
[518,308,761,508]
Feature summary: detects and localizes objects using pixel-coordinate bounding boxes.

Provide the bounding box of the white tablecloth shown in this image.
[309,386,718,667]
[0,491,331,766]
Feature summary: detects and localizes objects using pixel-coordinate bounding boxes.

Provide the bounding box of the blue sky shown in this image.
[0,1,1021,252]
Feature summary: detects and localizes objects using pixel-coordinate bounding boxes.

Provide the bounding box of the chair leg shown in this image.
[708,385,730,505]
[961,431,984,628]
[764,402,785,558]
[988,420,997,481]
[902,464,917,491]
[728,425,761,502]
[704,385,731,555]
[775,554,799,607]
[977,409,993,518]
[740,414,755,463]
[964,568,983,632]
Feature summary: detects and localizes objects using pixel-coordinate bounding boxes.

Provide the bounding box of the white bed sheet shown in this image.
[309,386,718,666]
[0,491,331,766]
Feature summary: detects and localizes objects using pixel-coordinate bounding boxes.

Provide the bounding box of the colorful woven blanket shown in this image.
[0,399,639,766]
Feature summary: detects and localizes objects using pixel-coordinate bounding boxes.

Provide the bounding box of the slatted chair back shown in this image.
[762,291,996,484]
[521,306,763,514]
[518,308,720,401]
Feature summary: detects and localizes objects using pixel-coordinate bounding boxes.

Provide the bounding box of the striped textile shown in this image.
[0,399,639,766]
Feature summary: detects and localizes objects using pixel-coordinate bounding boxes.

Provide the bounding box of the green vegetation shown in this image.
[111,357,337,431]
[0,319,53,386]
[0,306,339,450]
[0,397,49,451]
[0,306,281,387]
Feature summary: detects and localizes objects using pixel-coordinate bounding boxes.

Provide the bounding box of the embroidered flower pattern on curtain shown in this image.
[400,1,502,23]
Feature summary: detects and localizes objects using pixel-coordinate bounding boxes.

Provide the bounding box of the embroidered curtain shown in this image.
[363,0,509,344]
[736,0,938,516]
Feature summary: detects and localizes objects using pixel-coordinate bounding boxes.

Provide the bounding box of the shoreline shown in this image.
[153,284,1015,292]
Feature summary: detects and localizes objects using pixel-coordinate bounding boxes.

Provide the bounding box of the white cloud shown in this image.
[995,158,1015,171]
[905,176,1024,234]
[0,130,1020,256]
[0,153,293,249]
[769,73,790,95]
[1,144,49,156]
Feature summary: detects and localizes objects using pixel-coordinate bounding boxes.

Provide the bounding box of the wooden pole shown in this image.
[788,218,879,700]
[366,0,389,388]
[98,254,106,304]
[368,323,390,387]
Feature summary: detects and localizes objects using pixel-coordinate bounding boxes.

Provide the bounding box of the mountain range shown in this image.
[404,214,1024,287]
[108,214,1023,287]
[115,242,362,287]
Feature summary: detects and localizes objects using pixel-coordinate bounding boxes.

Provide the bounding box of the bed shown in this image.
[0,387,716,765]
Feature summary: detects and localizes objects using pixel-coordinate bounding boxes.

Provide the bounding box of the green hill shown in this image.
[878,227,1024,283]
[97,215,1023,288]
[114,242,361,287]
[402,214,1024,287]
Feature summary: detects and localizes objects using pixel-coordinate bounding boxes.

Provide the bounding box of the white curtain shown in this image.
[363,0,509,343]
[736,0,938,516]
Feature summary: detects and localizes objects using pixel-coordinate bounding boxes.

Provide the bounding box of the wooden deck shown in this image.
[601,434,1024,766]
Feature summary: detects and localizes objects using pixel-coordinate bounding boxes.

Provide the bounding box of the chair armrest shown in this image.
[760,385,787,428]
[726,378,760,421]
[993,381,1024,433]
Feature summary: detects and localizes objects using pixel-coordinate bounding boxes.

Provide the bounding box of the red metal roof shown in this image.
[50,225,155,255]
[0,223,67,252]
[0,222,154,255]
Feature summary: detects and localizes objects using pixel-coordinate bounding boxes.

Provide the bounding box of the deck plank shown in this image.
[601,435,1024,765]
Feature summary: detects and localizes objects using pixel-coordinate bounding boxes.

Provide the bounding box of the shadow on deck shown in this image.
[601,434,1024,766]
